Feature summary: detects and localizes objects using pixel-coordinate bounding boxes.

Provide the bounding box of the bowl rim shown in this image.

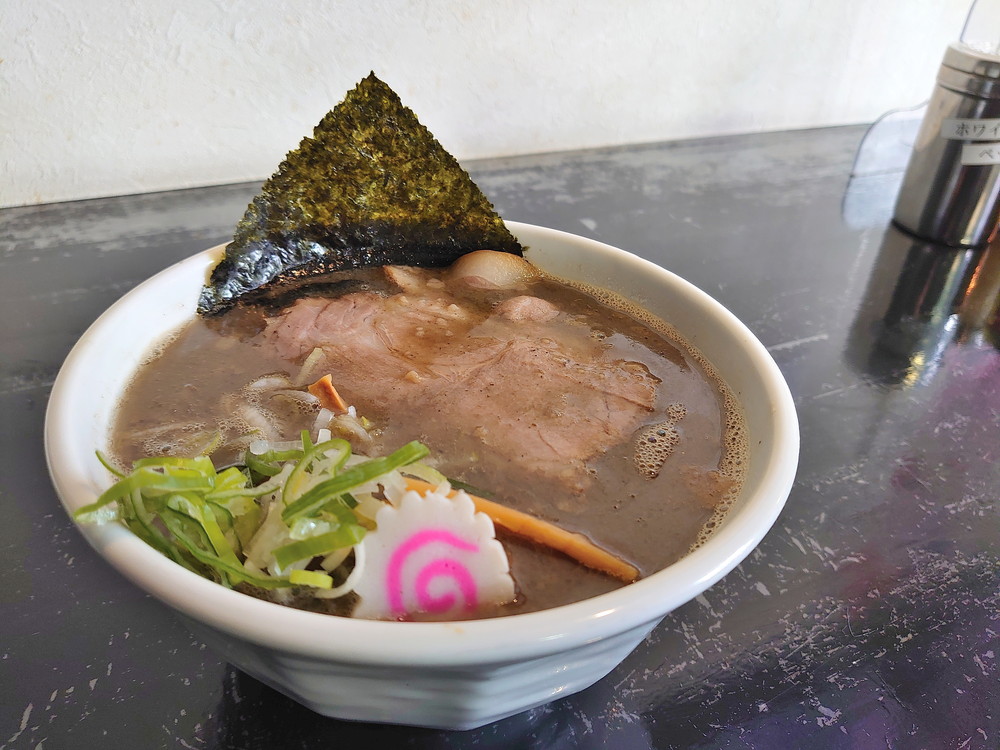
[45,221,799,666]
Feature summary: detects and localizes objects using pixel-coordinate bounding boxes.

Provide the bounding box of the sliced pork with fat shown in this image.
[265,268,659,488]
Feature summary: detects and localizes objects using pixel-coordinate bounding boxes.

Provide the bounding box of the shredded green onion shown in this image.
[75,435,430,599]
[282,439,351,507]
[95,450,126,479]
[274,527,366,569]
[289,569,333,588]
[282,441,429,522]
[245,447,303,478]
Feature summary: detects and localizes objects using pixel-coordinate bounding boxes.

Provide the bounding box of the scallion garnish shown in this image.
[75,435,430,599]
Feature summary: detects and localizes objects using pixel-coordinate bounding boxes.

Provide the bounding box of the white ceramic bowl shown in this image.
[45,222,799,730]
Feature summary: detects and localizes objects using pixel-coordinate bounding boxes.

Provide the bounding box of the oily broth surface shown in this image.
[109,268,747,617]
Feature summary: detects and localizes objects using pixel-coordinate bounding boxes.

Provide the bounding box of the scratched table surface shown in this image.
[2,125,998,749]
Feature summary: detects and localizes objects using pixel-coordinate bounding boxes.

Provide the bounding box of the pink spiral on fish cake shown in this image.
[386,529,479,616]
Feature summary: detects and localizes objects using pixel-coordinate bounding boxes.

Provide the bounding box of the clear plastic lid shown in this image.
[961,0,1000,56]
[943,1,1000,78]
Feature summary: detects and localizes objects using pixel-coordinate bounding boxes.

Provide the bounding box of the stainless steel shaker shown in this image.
[894,1,1000,247]
[893,42,1000,247]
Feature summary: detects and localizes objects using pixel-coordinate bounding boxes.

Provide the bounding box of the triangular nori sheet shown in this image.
[198,73,523,316]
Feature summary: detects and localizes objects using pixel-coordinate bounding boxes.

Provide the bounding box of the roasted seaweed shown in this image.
[198,73,523,316]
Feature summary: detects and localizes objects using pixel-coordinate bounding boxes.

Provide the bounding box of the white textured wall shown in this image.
[1,0,971,207]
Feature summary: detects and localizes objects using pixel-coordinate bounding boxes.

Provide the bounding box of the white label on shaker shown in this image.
[943,118,1000,140]
[960,143,1000,165]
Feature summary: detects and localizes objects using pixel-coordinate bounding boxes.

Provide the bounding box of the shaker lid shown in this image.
[944,41,1000,78]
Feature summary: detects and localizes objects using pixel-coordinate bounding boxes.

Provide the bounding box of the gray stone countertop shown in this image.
[2,124,998,749]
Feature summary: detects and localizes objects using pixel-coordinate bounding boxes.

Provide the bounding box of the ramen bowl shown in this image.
[45,222,799,730]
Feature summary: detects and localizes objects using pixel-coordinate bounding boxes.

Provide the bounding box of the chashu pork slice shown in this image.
[265,277,659,489]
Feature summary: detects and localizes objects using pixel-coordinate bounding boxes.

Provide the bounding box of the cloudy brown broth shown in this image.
[109,265,746,618]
